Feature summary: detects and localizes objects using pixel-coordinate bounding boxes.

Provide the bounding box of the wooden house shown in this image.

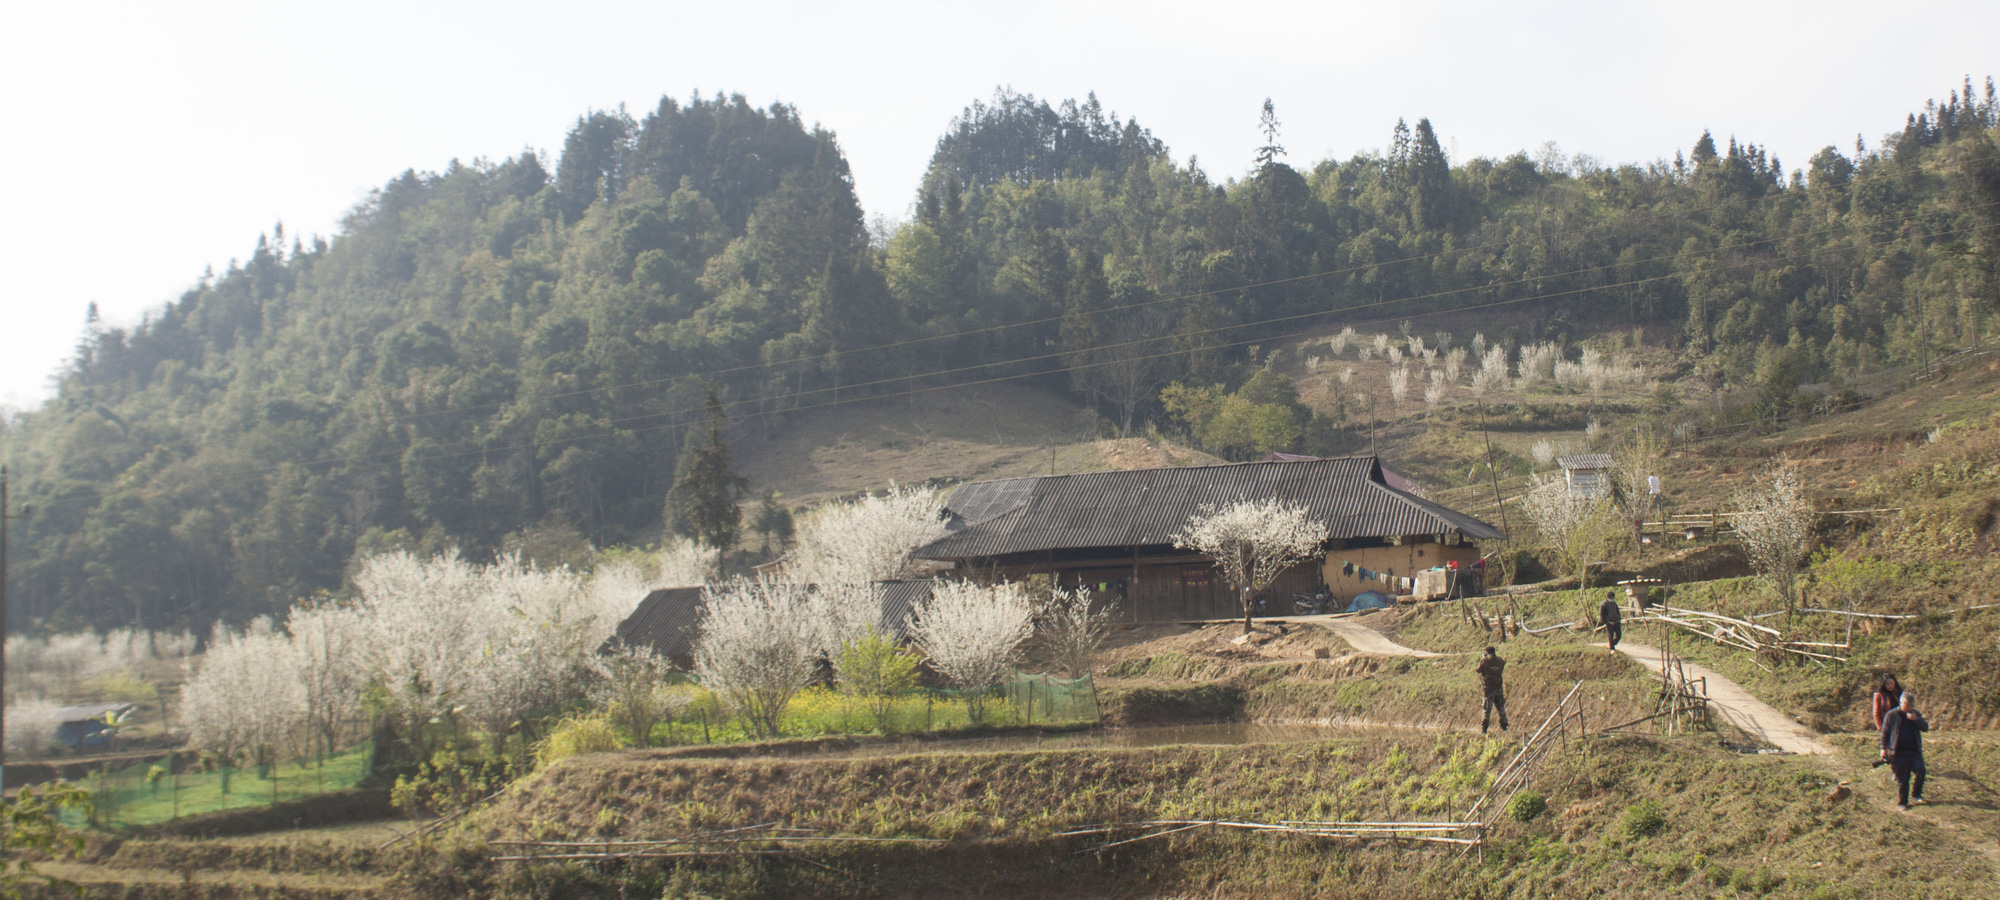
[608,581,933,670]
[912,456,1503,622]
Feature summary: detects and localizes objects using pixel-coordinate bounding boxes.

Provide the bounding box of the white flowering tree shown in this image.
[911,581,1034,724]
[2,699,66,756]
[808,582,889,680]
[1518,475,1622,619]
[346,551,632,758]
[693,577,821,738]
[1172,499,1330,633]
[180,619,306,792]
[458,558,602,737]
[784,485,946,586]
[1732,463,1817,617]
[349,552,487,751]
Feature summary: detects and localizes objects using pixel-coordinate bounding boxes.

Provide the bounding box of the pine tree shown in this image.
[1409,118,1453,232]
[1691,130,1719,169]
[666,385,749,553]
[752,490,795,551]
[1254,98,1286,167]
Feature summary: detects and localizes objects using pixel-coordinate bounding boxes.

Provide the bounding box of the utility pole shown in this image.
[1,465,29,798]
[1479,402,1511,537]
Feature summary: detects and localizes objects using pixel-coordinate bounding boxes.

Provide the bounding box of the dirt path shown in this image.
[1613,641,1834,755]
[1308,616,1443,658]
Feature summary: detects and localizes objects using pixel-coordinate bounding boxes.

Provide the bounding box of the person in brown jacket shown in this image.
[1872,674,1903,731]
[1476,647,1508,733]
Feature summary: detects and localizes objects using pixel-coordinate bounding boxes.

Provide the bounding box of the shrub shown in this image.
[1621,799,1666,839]
[391,749,515,818]
[534,712,622,770]
[837,632,921,732]
[1506,789,1546,822]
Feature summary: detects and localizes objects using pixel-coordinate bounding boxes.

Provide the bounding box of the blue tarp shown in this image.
[1348,590,1393,611]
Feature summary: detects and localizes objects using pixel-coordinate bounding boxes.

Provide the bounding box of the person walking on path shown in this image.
[1476,647,1509,733]
[1598,590,1623,651]
[1872,674,1903,731]
[1880,691,1929,810]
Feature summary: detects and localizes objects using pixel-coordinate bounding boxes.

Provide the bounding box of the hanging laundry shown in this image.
[1357,566,1375,581]
[1342,561,1355,576]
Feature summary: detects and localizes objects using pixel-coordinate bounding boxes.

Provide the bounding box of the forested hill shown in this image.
[3,83,1998,633]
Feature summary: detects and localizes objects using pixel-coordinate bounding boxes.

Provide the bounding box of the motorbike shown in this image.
[1291,590,1337,616]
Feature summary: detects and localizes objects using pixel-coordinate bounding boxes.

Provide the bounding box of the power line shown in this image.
[376,151,2000,425]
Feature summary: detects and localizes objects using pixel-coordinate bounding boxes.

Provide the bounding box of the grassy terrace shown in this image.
[396,731,1993,899]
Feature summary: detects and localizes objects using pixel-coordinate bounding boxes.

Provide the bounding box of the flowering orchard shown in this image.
[177,546,701,772]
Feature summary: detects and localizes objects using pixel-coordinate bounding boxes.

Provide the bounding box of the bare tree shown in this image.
[1517,475,1622,619]
[911,580,1034,724]
[693,577,821,738]
[1172,499,1330,633]
[1613,427,1666,557]
[287,603,365,761]
[1733,462,1817,617]
[589,644,687,748]
[1037,587,1118,680]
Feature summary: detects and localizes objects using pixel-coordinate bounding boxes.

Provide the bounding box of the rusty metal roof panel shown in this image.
[916,456,1503,560]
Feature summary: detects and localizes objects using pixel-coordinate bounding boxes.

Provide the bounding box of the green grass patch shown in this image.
[71,743,375,828]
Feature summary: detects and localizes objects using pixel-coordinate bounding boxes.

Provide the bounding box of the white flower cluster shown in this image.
[5,628,196,702]
[782,484,946,586]
[1172,498,1329,614]
[1732,464,1817,613]
[178,549,697,763]
[911,581,1035,722]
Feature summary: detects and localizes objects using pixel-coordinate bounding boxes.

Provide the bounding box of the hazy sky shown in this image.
[3,0,1993,409]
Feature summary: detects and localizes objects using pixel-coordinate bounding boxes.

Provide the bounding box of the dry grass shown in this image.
[731,381,1219,507]
[380,730,2000,899]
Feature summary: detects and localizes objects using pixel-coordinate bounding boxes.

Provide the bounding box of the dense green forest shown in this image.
[2,81,1997,633]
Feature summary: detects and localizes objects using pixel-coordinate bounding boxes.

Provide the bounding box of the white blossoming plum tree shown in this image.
[1173,499,1329,633]
[911,580,1034,724]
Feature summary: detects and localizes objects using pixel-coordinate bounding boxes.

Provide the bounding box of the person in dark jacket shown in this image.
[1598,591,1623,651]
[1475,647,1508,733]
[1871,674,1903,731]
[1880,691,1929,810]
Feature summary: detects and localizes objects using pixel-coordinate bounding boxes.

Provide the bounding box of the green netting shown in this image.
[59,741,374,828]
[999,673,1100,725]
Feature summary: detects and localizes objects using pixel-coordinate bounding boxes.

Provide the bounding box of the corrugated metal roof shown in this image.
[609,581,933,662]
[917,455,1503,560]
[1557,453,1615,470]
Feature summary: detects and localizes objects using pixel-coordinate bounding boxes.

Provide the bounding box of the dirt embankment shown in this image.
[389,731,1997,900]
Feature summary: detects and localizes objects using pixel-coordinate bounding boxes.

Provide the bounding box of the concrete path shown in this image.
[1613,641,1834,755]
[1310,616,1442,658]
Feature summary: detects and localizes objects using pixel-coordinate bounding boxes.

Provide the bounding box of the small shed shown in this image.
[608,581,933,670]
[53,703,135,750]
[1556,453,1615,499]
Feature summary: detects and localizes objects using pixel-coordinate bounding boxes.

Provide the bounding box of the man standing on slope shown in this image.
[1880,691,1929,810]
[1598,590,1623,651]
[1476,647,1508,733]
